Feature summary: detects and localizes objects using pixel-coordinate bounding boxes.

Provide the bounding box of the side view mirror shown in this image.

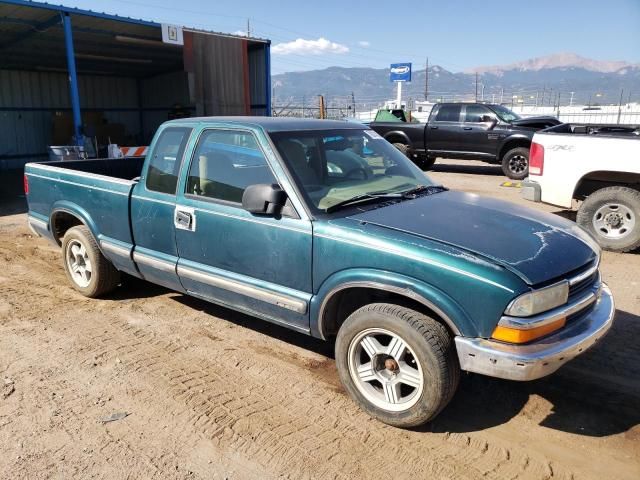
[480,115,498,129]
[242,184,288,215]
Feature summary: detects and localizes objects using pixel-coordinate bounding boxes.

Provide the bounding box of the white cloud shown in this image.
[357,41,370,47]
[233,30,247,37]
[272,37,349,56]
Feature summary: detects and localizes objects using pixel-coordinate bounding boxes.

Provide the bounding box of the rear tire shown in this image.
[416,155,436,171]
[61,225,120,297]
[576,186,640,252]
[335,303,459,428]
[392,142,410,158]
[501,147,529,180]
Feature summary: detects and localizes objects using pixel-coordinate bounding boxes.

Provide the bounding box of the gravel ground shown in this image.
[0,160,638,480]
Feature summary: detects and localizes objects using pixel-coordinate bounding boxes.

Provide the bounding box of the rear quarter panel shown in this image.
[25,163,135,245]
[531,133,640,208]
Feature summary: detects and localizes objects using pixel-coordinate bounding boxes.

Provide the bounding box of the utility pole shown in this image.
[569,91,575,107]
[318,95,326,119]
[302,95,306,118]
[475,72,478,102]
[500,87,504,104]
[424,57,429,102]
[617,89,624,124]
[350,91,356,118]
[246,18,251,37]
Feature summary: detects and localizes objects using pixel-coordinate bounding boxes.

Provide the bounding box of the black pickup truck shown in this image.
[369,103,561,179]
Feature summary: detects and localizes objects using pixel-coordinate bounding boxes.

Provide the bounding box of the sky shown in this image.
[54,0,640,74]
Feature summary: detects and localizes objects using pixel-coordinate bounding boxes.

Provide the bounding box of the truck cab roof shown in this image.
[165,116,366,132]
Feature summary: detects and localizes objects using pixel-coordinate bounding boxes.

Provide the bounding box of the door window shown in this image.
[434,104,462,122]
[146,127,192,194]
[186,130,276,204]
[464,105,492,123]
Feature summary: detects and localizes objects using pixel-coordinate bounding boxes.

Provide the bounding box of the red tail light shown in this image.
[23,174,29,195]
[529,142,544,176]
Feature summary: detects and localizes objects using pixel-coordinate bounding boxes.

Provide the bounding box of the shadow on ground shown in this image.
[0,169,27,216]
[107,276,640,438]
[430,161,503,177]
[429,308,640,438]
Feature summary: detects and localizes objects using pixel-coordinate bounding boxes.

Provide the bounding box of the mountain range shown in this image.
[272,53,640,107]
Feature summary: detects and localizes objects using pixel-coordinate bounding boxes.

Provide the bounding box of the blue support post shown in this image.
[62,13,83,147]
[265,43,271,116]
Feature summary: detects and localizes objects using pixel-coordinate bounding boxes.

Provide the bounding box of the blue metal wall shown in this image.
[0,69,189,170]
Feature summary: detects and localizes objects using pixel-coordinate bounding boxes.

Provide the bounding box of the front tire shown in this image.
[61,225,120,297]
[501,147,529,180]
[577,186,640,252]
[335,303,459,428]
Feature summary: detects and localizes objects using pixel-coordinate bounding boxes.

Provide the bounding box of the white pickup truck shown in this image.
[523,124,640,252]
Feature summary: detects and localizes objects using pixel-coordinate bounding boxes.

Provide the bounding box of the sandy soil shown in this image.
[0,160,638,479]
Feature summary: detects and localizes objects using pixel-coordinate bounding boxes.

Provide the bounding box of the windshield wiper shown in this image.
[325,191,402,213]
[400,184,448,198]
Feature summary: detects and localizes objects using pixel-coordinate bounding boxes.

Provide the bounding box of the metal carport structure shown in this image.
[0,0,271,170]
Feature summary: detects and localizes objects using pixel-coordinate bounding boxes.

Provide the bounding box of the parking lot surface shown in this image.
[1,160,638,479]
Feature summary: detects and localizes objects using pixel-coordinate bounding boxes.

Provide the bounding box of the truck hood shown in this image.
[510,116,561,129]
[348,190,598,285]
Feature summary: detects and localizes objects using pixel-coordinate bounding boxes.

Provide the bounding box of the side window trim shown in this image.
[183,127,281,207]
[434,104,462,123]
[145,126,193,196]
[463,105,491,123]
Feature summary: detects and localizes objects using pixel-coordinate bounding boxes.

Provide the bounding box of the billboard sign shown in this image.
[390,63,411,82]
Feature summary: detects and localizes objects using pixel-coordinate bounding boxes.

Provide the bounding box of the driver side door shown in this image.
[174,128,313,332]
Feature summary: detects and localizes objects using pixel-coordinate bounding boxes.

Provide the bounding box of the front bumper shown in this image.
[521,180,541,202]
[454,283,615,381]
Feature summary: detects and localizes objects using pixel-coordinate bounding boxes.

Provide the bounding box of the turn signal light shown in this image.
[491,317,566,344]
[23,174,29,195]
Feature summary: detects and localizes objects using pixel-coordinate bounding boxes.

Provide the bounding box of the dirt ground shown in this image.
[0,160,638,480]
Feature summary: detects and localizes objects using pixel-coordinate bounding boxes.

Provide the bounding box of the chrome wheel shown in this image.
[347,328,423,412]
[593,203,636,239]
[508,154,527,175]
[66,239,92,287]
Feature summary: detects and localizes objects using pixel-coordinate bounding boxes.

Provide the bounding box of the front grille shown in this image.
[569,270,599,299]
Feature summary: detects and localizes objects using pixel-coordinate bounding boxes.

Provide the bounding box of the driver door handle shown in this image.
[174,206,196,232]
[430,126,438,130]
[463,127,472,130]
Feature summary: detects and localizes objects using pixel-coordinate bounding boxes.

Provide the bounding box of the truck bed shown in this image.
[37,157,146,180]
[24,157,146,261]
[543,123,640,138]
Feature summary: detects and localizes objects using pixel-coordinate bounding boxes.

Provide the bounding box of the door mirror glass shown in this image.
[242,184,288,215]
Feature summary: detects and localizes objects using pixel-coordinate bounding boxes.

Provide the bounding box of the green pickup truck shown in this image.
[25,117,614,427]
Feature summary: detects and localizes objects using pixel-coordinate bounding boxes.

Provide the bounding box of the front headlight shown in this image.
[504,281,569,317]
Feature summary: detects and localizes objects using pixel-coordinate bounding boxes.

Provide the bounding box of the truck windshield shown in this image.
[269,129,434,214]
[491,105,521,122]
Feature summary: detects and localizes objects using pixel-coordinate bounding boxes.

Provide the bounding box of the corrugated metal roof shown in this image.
[0,0,270,41]
[0,1,269,77]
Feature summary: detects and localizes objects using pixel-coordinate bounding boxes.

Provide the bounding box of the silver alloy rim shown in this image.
[508,154,527,174]
[66,239,92,287]
[592,203,636,239]
[347,328,424,412]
